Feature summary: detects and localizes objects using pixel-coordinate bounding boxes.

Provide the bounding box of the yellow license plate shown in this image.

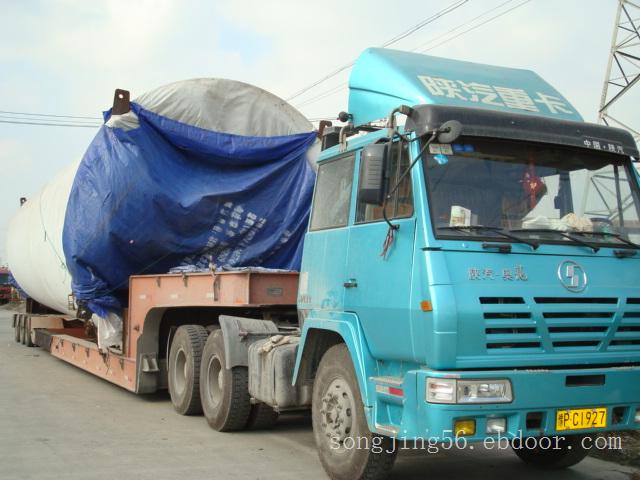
[556,407,607,431]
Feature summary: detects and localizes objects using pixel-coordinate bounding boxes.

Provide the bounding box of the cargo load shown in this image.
[8,79,319,347]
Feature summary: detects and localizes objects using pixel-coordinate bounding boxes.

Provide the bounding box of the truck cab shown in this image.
[294,48,640,479]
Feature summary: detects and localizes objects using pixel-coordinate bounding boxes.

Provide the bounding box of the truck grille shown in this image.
[480,297,640,354]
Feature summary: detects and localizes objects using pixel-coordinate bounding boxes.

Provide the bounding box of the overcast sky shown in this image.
[0,0,636,263]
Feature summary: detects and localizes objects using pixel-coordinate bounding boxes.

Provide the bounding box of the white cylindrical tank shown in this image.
[7,78,317,315]
[7,161,79,315]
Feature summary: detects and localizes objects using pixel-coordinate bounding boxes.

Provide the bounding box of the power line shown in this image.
[285,0,469,102]
[293,0,533,109]
[0,109,103,128]
[418,0,532,53]
[413,0,516,51]
[379,0,469,47]
[0,114,101,125]
[0,119,101,128]
[0,109,102,120]
[1,1,533,129]
[294,82,348,108]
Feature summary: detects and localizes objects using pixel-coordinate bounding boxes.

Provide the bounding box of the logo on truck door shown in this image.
[557,260,587,292]
[468,265,528,281]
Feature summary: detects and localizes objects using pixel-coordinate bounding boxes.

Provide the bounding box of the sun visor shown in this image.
[348,48,583,127]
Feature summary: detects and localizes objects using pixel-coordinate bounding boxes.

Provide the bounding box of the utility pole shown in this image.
[598,0,640,144]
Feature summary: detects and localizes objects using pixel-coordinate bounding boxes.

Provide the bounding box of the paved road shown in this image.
[0,308,637,480]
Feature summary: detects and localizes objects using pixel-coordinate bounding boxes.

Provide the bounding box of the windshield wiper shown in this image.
[509,228,600,253]
[439,225,539,250]
[568,231,640,250]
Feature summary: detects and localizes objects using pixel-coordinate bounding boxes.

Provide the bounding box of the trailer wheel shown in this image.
[512,434,589,469]
[246,403,279,430]
[200,330,251,431]
[14,316,21,343]
[168,325,209,415]
[312,344,397,480]
[24,319,34,347]
[19,317,26,345]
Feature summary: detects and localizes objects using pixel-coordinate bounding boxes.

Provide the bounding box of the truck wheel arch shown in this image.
[293,315,377,408]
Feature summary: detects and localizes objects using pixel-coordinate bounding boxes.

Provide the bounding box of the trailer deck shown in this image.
[14,271,299,393]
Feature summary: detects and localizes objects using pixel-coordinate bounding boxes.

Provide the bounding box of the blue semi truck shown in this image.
[13,47,640,480]
[218,48,640,478]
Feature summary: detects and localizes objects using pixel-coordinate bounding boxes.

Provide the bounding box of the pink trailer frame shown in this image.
[20,271,298,393]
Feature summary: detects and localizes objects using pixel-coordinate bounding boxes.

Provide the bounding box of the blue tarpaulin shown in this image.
[62,102,316,317]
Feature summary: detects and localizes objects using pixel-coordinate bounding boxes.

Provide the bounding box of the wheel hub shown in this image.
[173,348,187,396]
[320,378,354,445]
[207,355,223,407]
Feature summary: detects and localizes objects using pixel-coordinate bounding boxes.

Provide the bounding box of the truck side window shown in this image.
[355,142,413,223]
[309,155,355,230]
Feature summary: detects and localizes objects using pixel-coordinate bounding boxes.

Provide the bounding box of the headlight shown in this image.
[426,378,513,404]
[457,379,513,403]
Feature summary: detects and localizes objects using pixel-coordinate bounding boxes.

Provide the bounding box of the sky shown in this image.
[0,0,637,264]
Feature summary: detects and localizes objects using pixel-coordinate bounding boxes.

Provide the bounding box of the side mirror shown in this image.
[437,120,463,144]
[359,143,388,205]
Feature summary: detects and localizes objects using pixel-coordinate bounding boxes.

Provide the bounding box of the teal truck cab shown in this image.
[284,48,640,479]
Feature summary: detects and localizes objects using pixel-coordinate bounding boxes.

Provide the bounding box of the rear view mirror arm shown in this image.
[382,130,437,231]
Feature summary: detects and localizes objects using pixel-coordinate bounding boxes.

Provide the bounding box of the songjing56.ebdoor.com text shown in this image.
[331,432,624,454]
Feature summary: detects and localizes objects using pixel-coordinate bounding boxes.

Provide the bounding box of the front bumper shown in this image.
[370,365,640,442]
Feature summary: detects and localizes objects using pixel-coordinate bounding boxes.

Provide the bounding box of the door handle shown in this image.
[343,279,358,288]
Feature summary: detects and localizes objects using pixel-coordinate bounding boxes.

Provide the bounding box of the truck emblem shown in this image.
[557,260,587,292]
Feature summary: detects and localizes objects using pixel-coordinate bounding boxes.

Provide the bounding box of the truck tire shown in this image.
[168,324,209,415]
[312,344,397,480]
[512,434,589,469]
[246,403,279,430]
[199,330,251,431]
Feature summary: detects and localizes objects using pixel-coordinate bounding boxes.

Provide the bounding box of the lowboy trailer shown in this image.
[14,271,299,394]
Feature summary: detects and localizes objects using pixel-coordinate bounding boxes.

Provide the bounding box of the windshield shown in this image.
[0,274,9,284]
[424,137,640,247]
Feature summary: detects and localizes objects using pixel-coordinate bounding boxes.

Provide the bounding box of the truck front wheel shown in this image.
[168,325,209,415]
[312,344,397,480]
[512,434,589,469]
[199,330,252,431]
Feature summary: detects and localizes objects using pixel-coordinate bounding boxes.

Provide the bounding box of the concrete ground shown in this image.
[0,308,638,480]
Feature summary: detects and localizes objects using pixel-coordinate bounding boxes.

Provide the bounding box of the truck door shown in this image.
[344,142,416,360]
[302,153,355,312]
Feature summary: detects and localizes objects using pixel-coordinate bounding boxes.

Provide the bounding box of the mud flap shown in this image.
[218,315,279,369]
